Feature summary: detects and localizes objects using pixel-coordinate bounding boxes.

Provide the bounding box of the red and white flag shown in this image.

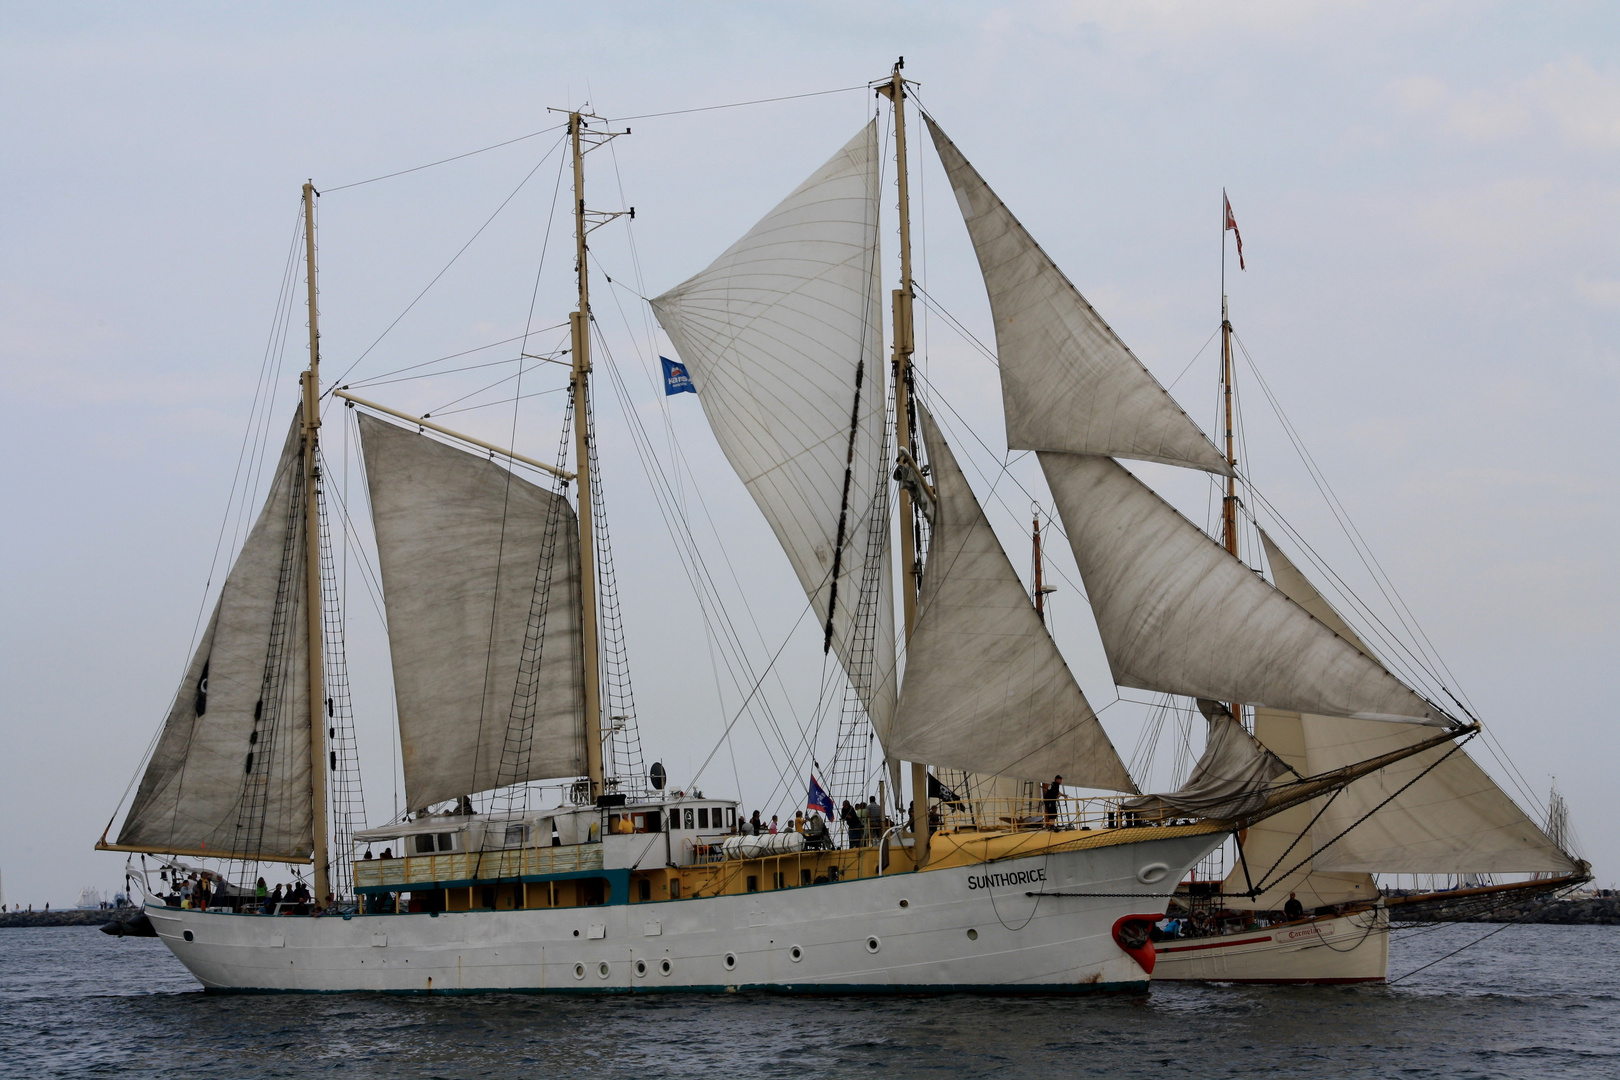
[1224,191,1245,270]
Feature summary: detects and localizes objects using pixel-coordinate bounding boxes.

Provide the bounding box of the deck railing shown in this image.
[928,795,1182,835]
[352,843,605,890]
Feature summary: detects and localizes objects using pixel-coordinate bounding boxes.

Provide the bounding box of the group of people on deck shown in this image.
[731,800,890,850]
[161,873,318,914]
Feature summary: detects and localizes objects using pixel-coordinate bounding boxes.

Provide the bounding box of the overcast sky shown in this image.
[3,2,1616,907]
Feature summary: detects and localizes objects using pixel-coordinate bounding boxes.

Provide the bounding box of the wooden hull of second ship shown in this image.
[142,832,1219,993]
[1151,907,1389,984]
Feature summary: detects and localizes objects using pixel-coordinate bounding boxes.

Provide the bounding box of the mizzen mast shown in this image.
[876,59,929,866]
[300,180,330,902]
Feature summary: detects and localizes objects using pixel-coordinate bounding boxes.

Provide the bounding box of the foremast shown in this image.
[300,181,330,902]
[876,60,929,867]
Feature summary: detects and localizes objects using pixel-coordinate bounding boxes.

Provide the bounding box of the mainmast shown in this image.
[568,112,605,800]
[300,181,330,902]
[877,59,929,866]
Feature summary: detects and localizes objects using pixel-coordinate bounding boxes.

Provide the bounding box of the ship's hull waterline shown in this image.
[1150,907,1389,984]
[145,834,1218,993]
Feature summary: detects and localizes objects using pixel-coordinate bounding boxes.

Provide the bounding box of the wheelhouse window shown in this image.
[726,807,737,828]
[697,807,710,829]
[683,808,695,830]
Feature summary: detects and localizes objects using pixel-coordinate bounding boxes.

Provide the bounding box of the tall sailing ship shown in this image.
[98,65,1530,993]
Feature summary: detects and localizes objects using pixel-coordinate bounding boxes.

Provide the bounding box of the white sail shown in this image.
[1221,706,1380,909]
[924,118,1230,476]
[1040,452,1443,724]
[886,408,1135,791]
[118,415,313,861]
[1256,533,1576,876]
[358,414,584,811]
[650,122,895,738]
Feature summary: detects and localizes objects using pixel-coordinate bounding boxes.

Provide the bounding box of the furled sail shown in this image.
[1125,700,1291,820]
[117,414,313,862]
[1040,452,1443,724]
[886,408,1136,791]
[1257,533,1577,876]
[358,413,584,810]
[924,117,1230,475]
[650,122,895,738]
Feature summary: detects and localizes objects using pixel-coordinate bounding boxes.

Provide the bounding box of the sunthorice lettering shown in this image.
[966,867,1048,890]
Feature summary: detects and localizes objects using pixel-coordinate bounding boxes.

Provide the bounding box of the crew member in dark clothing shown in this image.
[1283,892,1305,920]
[1043,775,1063,829]
[840,800,862,847]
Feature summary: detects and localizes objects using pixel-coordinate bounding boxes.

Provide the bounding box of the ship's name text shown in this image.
[966,868,1047,890]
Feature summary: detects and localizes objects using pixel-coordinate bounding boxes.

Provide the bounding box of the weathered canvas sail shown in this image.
[650,122,895,738]
[359,414,584,810]
[924,117,1230,475]
[886,408,1135,791]
[1220,705,1381,909]
[1126,700,1291,820]
[117,414,313,862]
[1256,533,1576,876]
[1040,452,1443,724]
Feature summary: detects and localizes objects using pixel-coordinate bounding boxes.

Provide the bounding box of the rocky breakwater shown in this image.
[1395,893,1620,925]
[1,909,146,930]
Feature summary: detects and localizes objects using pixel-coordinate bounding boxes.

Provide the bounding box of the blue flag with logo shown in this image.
[661,357,696,396]
[806,773,834,818]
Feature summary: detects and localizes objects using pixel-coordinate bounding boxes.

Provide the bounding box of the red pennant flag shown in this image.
[1224,191,1245,271]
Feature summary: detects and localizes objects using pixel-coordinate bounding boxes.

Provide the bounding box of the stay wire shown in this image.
[326,134,569,393]
[324,123,568,192]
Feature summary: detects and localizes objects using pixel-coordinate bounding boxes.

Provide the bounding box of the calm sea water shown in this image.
[1,922,1616,1079]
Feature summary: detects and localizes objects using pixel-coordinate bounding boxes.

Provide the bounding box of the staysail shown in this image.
[886,408,1135,791]
[924,117,1230,475]
[117,414,314,862]
[651,122,895,738]
[1040,452,1444,724]
[1257,533,1577,876]
[358,413,585,811]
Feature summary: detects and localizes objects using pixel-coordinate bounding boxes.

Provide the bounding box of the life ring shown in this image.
[1111,913,1160,975]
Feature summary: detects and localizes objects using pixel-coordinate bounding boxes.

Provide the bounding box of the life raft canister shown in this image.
[1111,913,1159,975]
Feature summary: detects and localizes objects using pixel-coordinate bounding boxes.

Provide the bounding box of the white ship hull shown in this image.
[1151,907,1389,984]
[145,834,1217,993]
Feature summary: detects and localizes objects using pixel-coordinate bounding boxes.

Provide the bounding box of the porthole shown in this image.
[572,929,580,937]
[598,961,611,979]
[723,952,737,971]
[573,962,586,980]
[966,928,979,941]
[634,959,647,977]
[1136,862,1170,885]
[659,958,672,976]
[182,930,194,942]
[866,936,881,954]
[898,899,909,909]
[789,945,803,963]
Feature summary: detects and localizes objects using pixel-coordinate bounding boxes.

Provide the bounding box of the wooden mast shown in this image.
[569,112,605,801]
[1220,194,1243,735]
[877,59,929,867]
[300,181,330,903]
[1032,512,1048,623]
